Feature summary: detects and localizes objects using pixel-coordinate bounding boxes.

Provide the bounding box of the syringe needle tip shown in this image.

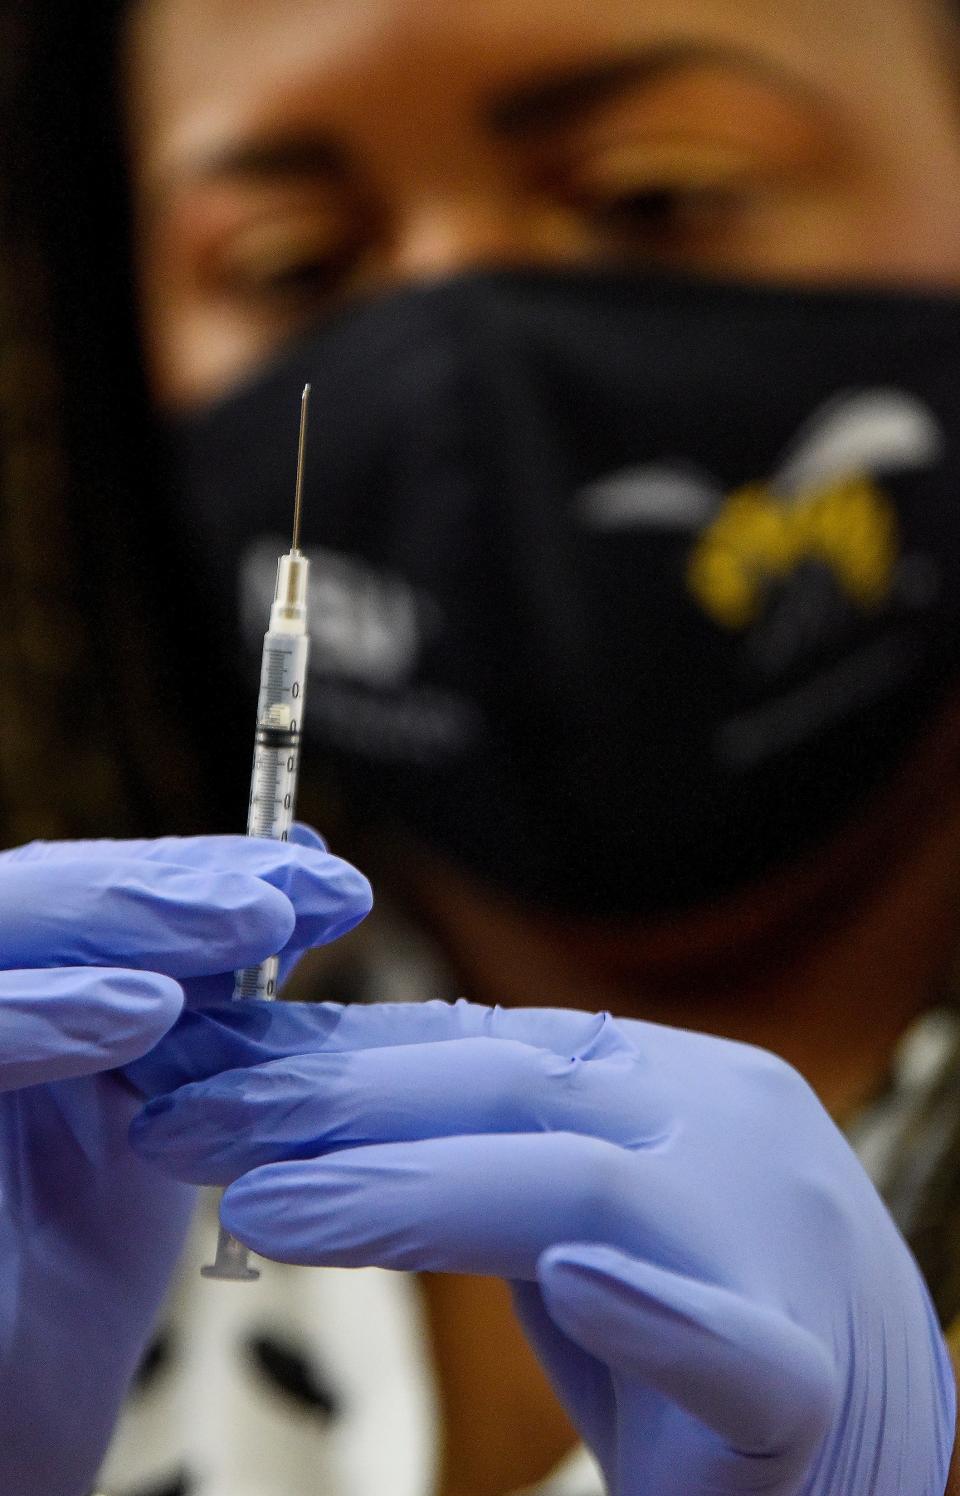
[292,385,311,552]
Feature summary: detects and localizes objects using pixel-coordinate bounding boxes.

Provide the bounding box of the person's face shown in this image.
[128,0,960,408]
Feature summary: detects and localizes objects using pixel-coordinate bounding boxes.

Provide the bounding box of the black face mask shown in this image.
[170,268,960,918]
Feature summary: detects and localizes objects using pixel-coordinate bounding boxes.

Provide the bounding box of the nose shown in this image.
[384,191,588,284]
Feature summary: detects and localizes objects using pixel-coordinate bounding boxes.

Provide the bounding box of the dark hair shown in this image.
[0,3,247,843]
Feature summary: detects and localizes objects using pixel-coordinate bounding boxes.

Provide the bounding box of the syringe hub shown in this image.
[269,550,310,635]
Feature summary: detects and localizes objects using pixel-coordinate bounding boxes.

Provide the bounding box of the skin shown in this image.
[126,0,960,1490]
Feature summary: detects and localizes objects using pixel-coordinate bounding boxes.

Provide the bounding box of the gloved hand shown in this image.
[0,830,370,1496]
[130,998,956,1496]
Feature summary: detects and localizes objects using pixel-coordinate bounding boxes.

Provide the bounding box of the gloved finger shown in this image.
[511,1280,616,1475]
[124,998,633,1099]
[289,823,329,852]
[150,857,343,1006]
[0,835,371,959]
[129,1038,660,1184]
[274,824,340,976]
[276,823,332,978]
[216,1131,643,1276]
[538,1244,837,1493]
[0,861,295,977]
[2,826,326,868]
[0,967,184,1092]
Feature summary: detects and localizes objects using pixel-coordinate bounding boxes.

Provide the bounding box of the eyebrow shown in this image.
[486,41,824,136]
[173,135,349,188]
[158,39,822,199]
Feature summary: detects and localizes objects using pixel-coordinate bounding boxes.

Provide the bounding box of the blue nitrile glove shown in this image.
[130,999,956,1496]
[0,830,370,1496]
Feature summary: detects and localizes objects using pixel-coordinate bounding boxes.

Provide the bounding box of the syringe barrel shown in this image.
[246,630,310,841]
[233,627,310,1002]
[254,629,309,741]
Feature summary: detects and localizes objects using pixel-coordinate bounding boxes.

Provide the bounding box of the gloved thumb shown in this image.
[289,823,329,853]
[0,967,185,1092]
[537,1243,838,1495]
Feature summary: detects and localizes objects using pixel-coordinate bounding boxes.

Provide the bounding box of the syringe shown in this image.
[202,384,313,1284]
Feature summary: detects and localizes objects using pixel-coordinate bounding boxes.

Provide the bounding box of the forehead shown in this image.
[127,0,928,132]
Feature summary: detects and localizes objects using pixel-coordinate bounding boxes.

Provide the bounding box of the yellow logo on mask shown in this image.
[687,474,899,631]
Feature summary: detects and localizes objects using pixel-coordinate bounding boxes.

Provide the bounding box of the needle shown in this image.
[292,383,311,553]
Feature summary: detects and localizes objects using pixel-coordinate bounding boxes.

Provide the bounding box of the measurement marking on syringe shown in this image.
[265,652,287,688]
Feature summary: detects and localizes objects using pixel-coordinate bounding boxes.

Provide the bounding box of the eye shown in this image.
[564,141,768,251]
[208,206,364,307]
[591,182,751,241]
